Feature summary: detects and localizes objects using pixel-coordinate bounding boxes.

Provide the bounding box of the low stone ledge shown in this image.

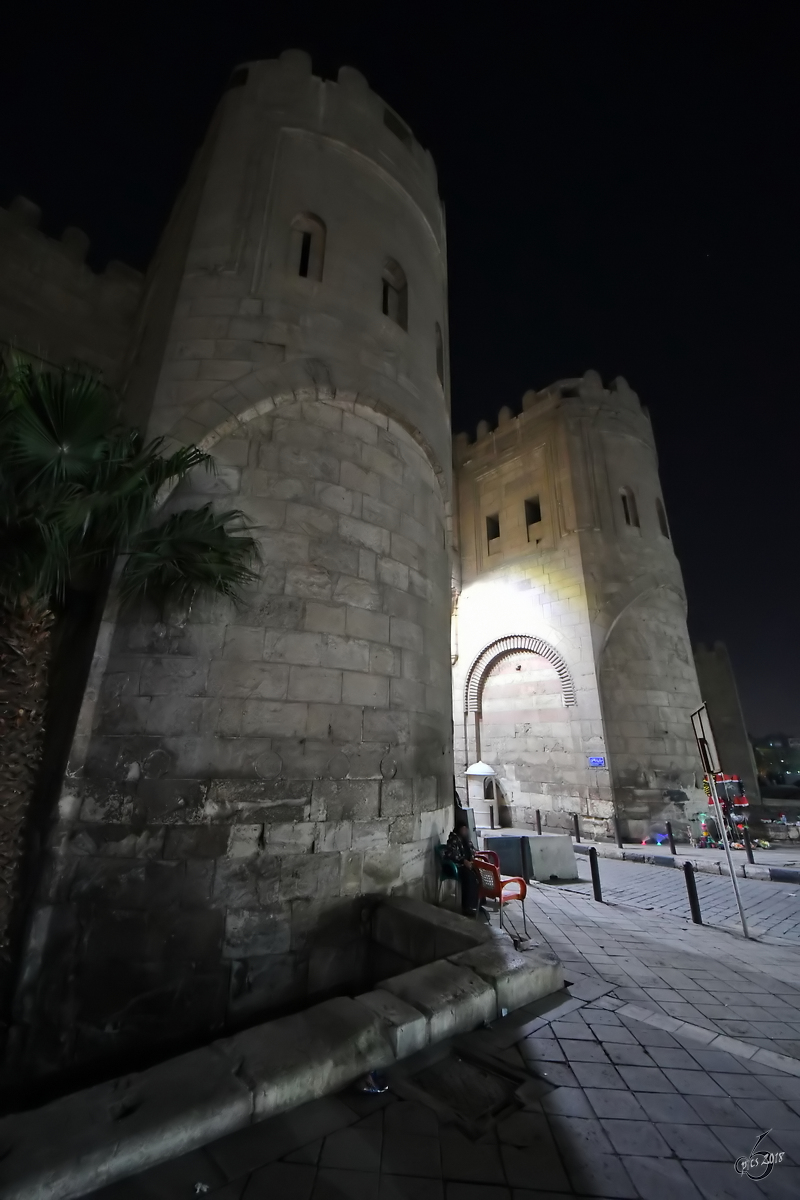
[449,940,564,1013]
[0,1046,253,1200]
[380,959,496,1038]
[353,988,429,1059]
[0,900,562,1200]
[215,996,395,1119]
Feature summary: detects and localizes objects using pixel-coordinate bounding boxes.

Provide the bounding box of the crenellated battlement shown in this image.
[0,196,143,382]
[454,368,646,458]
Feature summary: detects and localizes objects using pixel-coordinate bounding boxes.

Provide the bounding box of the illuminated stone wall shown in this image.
[452,371,706,840]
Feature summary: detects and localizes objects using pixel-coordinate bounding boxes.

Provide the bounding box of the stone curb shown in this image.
[0,907,563,1200]
[612,1000,800,1077]
[573,840,800,884]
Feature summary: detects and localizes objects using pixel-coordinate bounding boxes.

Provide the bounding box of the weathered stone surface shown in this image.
[354,988,429,1059]
[372,895,492,966]
[380,960,496,1039]
[216,996,393,1117]
[448,940,564,1012]
[0,1046,252,1200]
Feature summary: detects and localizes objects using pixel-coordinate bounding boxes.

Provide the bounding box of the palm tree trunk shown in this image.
[0,600,52,965]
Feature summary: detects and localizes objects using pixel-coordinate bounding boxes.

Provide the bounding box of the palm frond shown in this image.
[119,505,260,610]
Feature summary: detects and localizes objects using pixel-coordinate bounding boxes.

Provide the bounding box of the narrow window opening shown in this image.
[435,323,444,387]
[656,497,670,538]
[298,231,312,278]
[289,213,326,282]
[486,514,500,548]
[383,107,413,148]
[381,259,408,330]
[525,496,542,529]
[620,487,640,528]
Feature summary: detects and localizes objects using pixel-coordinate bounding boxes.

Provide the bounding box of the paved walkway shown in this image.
[569,856,800,943]
[90,885,800,1200]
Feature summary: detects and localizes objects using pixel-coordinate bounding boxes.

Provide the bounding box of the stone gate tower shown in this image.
[18,51,454,1072]
[452,370,705,840]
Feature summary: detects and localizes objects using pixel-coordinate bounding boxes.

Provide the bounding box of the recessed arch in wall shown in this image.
[464,634,577,714]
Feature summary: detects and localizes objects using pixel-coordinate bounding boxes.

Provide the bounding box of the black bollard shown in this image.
[589,846,603,902]
[535,809,542,836]
[613,816,623,849]
[666,821,677,856]
[742,825,755,865]
[573,813,581,843]
[684,861,702,924]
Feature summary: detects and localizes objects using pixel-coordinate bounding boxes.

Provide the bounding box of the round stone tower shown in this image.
[560,370,706,838]
[22,51,453,1071]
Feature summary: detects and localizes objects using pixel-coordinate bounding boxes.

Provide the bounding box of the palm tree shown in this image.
[0,358,258,972]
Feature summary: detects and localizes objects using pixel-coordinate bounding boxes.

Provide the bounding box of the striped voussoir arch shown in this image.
[464,634,577,713]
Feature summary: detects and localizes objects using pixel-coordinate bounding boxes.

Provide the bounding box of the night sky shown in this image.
[3,3,798,734]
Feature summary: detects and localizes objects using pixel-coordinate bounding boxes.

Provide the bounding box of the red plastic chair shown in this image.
[474,850,500,869]
[472,861,528,936]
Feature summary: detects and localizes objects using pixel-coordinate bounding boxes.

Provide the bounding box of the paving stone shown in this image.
[439,1130,505,1183]
[518,1038,565,1063]
[320,1127,382,1171]
[312,1168,380,1200]
[681,1157,770,1199]
[555,1038,609,1062]
[621,1155,704,1200]
[570,1062,626,1090]
[600,1117,670,1156]
[539,1086,594,1117]
[757,1074,800,1101]
[243,1161,316,1199]
[382,1134,441,1178]
[734,1098,800,1129]
[686,1050,750,1073]
[378,1179,444,1200]
[625,1026,679,1048]
[209,1097,359,1178]
[596,1026,637,1044]
[616,1065,676,1092]
[383,1102,439,1137]
[546,1114,614,1158]
[684,1094,756,1127]
[655,1121,731,1160]
[495,1111,558,1150]
[634,1092,697,1123]
[565,1153,638,1198]
[498,1144,571,1192]
[282,1138,322,1165]
[711,1073,774,1099]
[604,1043,654,1067]
[525,1062,579,1088]
[662,1068,727,1096]
[584,1089,648,1120]
[550,1020,595,1041]
[643,1046,699,1070]
[443,1185,511,1200]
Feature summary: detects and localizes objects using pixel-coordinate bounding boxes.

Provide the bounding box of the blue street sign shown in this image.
[588,756,606,767]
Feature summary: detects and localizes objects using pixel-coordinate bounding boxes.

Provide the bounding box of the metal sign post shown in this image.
[691,706,750,939]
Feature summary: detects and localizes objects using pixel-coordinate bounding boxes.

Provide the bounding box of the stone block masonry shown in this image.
[12,397,454,1081]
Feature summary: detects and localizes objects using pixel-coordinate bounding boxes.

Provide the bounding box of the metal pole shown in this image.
[666,821,677,856]
[589,846,603,902]
[535,809,542,836]
[573,813,581,843]
[742,825,755,865]
[708,775,750,939]
[613,816,623,849]
[683,861,702,924]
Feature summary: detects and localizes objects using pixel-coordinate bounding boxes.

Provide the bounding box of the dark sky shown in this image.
[3,2,798,734]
